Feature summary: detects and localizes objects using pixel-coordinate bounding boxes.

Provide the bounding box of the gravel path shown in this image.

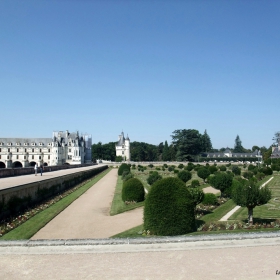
[31,168,143,239]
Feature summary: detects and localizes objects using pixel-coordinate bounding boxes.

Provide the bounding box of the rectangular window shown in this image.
[48,155,50,159]
[32,155,34,159]
[0,148,1,152]
[40,149,42,153]
[7,156,9,159]
[32,149,34,153]
[17,148,19,152]
[24,156,26,159]
[8,148,10,152]
[69,149,71,152]
[25,149,27,152]
[39,156,41,160]
[0,155,1,159]
[48,149,50,152]
[16,155,19,159]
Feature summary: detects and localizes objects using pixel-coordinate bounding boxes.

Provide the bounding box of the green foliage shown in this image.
[201,129,212,152]
[178,163,184,169]
[147,171,162,185]
[118,163,130,176]
[122,178,145,202]
[260,167,273,176]
[233,135,246,153]
[177,170,192,183]
[162,141,171,161]
[144,177,196,236]
[148,164,154,168]
[122,172,134,182]
[168,166,174,172]
[231,166,241,176]
[171,129,205,161]
[248,164,255,171]
[243,171,253,179]
[189,188,204,206]
[191,180,200,188]
[130,141,159,161]
[202,193,218,205]
[92,141,116,161]
[185,165,193,171]
[208,165,218,174]
[174,169,179,174]
[197,167,210,182]
[115,155,123,162]
[231,180,271,223]
[219,165,226,171]
[255,172,265,181]
[209,172,233,197]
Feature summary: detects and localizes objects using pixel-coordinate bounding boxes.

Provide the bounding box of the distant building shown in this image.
[206,148,261,159]
[115,131,130,161]
[0,130,92,168]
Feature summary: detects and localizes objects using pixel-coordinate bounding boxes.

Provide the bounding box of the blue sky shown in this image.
[1,0,279,149]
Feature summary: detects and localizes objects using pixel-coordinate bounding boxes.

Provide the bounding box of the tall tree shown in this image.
[233,135,245,153]
[201,129,212,152]
[162,141,170,161]
[171,129,202,161]
[273,131,280,145]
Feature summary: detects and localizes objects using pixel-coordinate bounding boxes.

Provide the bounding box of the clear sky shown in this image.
[1,0,279,149]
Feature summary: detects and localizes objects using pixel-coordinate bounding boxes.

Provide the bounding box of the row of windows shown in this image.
[0,142,51,146]
[0,155,51,160]
[0,148,51,153]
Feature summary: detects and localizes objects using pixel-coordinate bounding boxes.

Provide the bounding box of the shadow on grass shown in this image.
[241,218,277,224]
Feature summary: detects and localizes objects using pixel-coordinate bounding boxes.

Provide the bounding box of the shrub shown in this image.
[144,177,196,236]
[231,166,241,176]
[209,165,218,174]
[121,170,130,179]
[174,169,179,174]
[189,188,204,206]
[122,178,145,202]
[156,167,161,171]
[178,164,184,169]
[197,167,210,182]
[219,165,226,171]
[226,163,231,167]
[260,167,273,176]
[168,166,174,172]
[209,173,233,197]
[243,171,254,179]
[162,167,165,171]
[148,164,154,168]
[185,165,193,171]
[122,172,134,182]
[248,164,255,171]
[202,193,218,205]
[255,172,265,181]
[118,163,130,176]
[271,164,280,171]
[191,180,200,188]
[177,170,192,183]
[147,171,162,185]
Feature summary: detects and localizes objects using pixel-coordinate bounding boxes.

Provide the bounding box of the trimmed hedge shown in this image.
[118,163,130,176]
[122,178,145,202]
[147,171,162,186]
[202,193,218,205]
[177,170,192,183]
[144,177,196,236]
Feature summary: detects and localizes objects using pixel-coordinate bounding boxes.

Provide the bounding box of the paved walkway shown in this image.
[31,168,143,239]
[1,234,280,279]
[0,164,107,191]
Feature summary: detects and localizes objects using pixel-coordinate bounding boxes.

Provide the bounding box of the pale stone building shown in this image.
[115,131,130,161]
[0,130,92,168]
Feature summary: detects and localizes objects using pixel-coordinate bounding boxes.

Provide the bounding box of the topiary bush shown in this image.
[178,164,184,169]
[231,166,241,176]
[202,193,218,205]
[122,178,145,202]
[191,180,200,188]
[219,165,227,172]
[260,167,273,176]
[209,165,218,174]
[197,167,210,182]
[147,171,162,185]
[122,172,134,182]
[144,177,196,236]
[118,163,130,176]
[177,170,192,183]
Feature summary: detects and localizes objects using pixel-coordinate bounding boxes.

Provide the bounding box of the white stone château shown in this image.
[0,130,92,168]
[115,131,130,161]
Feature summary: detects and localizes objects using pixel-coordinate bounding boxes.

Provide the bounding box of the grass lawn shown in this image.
[109,175,144,216]
[0,168,111,240]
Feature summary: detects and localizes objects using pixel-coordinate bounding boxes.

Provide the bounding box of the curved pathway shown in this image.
[31,168,143,239]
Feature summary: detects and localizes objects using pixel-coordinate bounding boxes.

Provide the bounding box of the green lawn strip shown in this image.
[0,168,111,240]
[200,199,237,223]
[110,175,144,216]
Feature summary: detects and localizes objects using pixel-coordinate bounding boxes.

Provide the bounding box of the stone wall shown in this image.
[0,163,96,178]
[0,165,108,220]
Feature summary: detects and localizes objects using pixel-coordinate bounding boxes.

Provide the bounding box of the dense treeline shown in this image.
[91,130,277,162]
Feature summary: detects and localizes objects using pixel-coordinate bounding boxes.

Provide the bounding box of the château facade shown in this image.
[115,131,130,161]
[0,130,92,168]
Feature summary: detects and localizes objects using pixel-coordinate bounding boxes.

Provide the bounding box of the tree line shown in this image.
[91,130,278,162]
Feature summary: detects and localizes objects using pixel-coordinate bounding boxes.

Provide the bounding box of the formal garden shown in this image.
[112,162,280,238]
